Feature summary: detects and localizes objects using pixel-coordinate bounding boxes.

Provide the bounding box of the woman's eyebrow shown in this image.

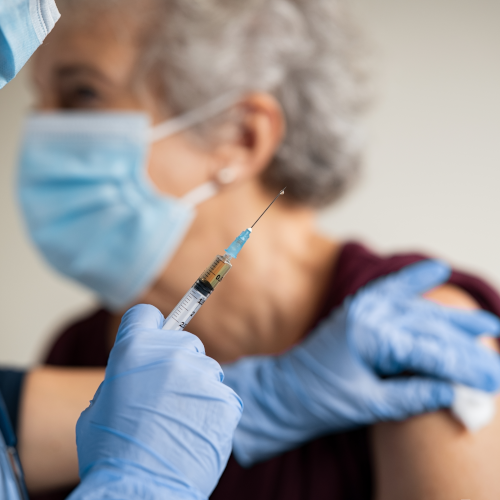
[55,64,112,85]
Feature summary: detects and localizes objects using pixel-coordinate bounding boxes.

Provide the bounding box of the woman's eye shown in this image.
[75,86,99,102]
[59,84,102,109]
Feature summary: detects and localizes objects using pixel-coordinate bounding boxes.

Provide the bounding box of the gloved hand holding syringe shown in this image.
[162,187,499,456]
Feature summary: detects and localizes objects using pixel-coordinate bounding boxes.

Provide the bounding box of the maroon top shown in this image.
[36,242,500,500]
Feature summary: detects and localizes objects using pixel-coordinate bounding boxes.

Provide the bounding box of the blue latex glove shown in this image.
[0,433,22,500]
[68,304,243,500]
[224,260,500,467]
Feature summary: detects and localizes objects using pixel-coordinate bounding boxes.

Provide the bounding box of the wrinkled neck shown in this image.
[135,182,341,362]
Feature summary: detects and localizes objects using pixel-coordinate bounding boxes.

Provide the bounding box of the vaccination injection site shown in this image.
[2,0,500,498]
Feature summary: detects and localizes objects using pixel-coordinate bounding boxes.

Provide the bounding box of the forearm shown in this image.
[18,367,104,493]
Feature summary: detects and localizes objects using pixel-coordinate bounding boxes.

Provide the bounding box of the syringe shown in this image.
[162,189,285,331]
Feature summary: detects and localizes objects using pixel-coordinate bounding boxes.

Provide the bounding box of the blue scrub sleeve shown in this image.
[0,370,26,435]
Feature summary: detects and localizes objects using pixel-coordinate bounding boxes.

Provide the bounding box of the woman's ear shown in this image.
[212,92,286,184]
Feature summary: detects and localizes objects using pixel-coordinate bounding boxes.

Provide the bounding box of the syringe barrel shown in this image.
[162,285,208,331]
[162,254,232,331]
[198,254,232,291]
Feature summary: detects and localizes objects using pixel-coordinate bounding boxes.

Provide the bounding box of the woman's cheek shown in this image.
[147,135,213,197]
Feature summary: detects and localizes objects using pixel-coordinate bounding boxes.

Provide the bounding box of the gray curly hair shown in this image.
[61,0,368,208]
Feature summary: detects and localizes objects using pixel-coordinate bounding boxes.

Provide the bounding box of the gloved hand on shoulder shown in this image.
[223,260,500,466]
[68,304,242,500]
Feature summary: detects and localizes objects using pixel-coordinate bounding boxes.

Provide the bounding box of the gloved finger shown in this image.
[392,297,500,338]
[162,330,207,355]
[375,259,451,297]
[115,304,206,354]
[106,329,208,381]
[115,304,165,343]
[377,377,454,420]
[434,305,500,337]
[382,326,500,392]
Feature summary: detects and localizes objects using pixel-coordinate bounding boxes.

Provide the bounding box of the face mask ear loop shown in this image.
[180,181,219,207]
[149,91,244,206]
[180,163,240,207]
[148,91,244,143]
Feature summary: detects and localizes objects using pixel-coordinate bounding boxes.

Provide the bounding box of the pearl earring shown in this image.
[217,164,239,185]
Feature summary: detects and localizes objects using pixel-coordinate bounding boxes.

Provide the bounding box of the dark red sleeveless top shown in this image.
[35,242,500,500]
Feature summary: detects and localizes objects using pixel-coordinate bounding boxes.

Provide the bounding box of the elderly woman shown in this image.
[14,0,500,499]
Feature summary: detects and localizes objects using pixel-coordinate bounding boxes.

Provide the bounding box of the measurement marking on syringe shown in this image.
[179,296,195,309]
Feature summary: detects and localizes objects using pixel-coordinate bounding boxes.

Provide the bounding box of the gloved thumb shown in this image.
[378,377,454,420]
[115,304,165,344]
[378,260,451,297]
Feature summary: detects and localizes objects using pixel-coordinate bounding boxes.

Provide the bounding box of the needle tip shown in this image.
[250,188,286,228]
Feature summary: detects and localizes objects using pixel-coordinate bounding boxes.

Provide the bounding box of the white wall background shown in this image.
[1,0,499,367]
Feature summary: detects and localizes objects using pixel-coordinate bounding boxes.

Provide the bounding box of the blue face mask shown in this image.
[0,0,60,89]
[17,95,238,310]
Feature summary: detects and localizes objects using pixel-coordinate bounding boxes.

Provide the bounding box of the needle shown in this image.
[251,188,286,229]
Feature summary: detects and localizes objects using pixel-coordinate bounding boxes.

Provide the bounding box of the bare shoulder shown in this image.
[372,403,500,500]
[372,284,500,500]
[424,283,479,309]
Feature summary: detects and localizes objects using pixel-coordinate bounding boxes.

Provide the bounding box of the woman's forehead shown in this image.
[35,11,142,87]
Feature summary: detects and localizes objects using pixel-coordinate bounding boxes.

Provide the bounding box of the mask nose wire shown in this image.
[148,91,244,143]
